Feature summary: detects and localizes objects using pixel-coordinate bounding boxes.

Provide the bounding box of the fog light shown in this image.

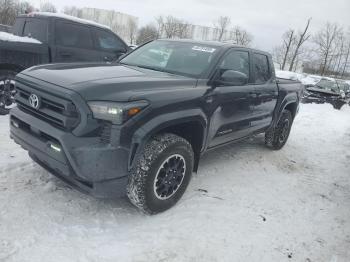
[50,144,61,152]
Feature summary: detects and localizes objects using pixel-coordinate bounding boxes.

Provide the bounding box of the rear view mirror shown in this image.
[217,70,248,86]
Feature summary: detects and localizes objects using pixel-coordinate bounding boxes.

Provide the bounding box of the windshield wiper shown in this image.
[133,64,166,73]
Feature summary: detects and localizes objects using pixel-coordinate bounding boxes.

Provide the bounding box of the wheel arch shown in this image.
[129,109,208,173]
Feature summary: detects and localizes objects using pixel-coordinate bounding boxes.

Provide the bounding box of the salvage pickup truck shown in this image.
[10,39,302,214]
[0,12,129,114]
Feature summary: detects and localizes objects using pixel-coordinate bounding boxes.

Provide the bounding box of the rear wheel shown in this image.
[265,110,293,150]
[0,70,17,115]
[127,133,194,214]
[332,100,345,110]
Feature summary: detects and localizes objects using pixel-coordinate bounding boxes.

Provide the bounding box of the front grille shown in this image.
[99,122,112,143]
[15,83,80,131]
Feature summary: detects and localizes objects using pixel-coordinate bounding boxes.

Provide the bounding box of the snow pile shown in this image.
[31,12,111,30]
[0,32,42,44]
[0,103,350,261]
[276,70,333,86]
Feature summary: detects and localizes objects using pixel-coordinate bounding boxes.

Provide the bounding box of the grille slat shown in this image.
[15,83,80,130]
[100,122,112,143]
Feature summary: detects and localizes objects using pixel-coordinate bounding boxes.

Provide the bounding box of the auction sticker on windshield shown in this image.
[192,46,216,53]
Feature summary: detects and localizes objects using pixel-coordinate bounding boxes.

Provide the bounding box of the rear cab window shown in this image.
[253,53,271,84]
[55,21,93,49]
[93,29,126,52]
[23,18,48,43]
[12,17,25,36]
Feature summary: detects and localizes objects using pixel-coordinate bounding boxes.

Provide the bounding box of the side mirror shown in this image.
[215,70,248,86]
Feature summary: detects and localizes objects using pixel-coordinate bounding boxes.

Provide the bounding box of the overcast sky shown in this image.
[29,0,350,51]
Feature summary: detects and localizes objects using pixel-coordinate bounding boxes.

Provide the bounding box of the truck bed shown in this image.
[0,40,49,70]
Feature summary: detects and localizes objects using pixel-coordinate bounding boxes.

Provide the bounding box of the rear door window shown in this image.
[55,21,93,49]
[94,29,126,51]
[253,53,271,84]
[23,18,48,43]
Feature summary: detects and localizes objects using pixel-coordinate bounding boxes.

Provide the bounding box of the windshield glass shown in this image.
[315,79,339,93]
[120,40,219,77]
[337,81,350,92]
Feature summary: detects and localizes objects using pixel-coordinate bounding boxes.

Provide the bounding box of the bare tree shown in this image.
[177,22,190,39]
[230,26,252,46]
[126,18,138,44]
[155,15,190,39]
[136,24,158,45]
[155,16,164,38]
[163,16,179,38]
[313,22,342,75]
[341,41,350,78]
[280,30,295,70]
[288,18,311,71]
[0,0,33,25]
[214,16,230,41]
[40,2,56,13]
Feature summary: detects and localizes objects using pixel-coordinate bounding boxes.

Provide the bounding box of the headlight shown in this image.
[88,101,148,124]
[340,91,345,98]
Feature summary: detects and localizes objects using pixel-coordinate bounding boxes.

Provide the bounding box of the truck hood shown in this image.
[20,63,197,101]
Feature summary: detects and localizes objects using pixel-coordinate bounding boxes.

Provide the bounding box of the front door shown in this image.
[207,49,256,148]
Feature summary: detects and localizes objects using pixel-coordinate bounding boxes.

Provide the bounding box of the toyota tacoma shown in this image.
[10,39,302,214]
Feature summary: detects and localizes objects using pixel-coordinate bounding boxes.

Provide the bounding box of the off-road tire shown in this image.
[265,110,293,150]
[127,133,194,214]
[332,101,344,110]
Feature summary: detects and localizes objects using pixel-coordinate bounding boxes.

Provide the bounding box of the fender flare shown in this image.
[128,109,208,170]
[272,94,299,128]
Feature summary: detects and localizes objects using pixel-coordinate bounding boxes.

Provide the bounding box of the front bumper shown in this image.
[10,107,129,198]
[301,94,348,107]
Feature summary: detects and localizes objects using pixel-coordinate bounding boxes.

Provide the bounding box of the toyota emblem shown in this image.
[29,94,40,109]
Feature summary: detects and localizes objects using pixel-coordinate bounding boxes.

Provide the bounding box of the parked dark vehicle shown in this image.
[0,12,129,115]
[10,39,302,214]
[0,24,11,33]
[302,79,350,109]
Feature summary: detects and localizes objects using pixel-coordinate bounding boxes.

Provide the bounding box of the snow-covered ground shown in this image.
[1,104,350,262]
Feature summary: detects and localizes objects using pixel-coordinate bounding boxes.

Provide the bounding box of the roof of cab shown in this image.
[18,12,111,30]
[156,39,270,55]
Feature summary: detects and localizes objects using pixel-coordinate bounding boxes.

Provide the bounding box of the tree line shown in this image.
[137,15,253,47]
[273,18,350,78]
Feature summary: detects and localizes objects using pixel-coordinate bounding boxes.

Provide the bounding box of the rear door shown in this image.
[53,20,101,62]
[250,52,278,131]
[92,29,128,62]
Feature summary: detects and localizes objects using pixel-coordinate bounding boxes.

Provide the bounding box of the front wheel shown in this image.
[127,133,194,214]
[0,70,17,115]
[265,110,293,150]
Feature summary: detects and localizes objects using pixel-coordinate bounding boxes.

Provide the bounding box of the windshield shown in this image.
[315,79,339,93]
[120,40,219,78]
[337,81,350,93]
